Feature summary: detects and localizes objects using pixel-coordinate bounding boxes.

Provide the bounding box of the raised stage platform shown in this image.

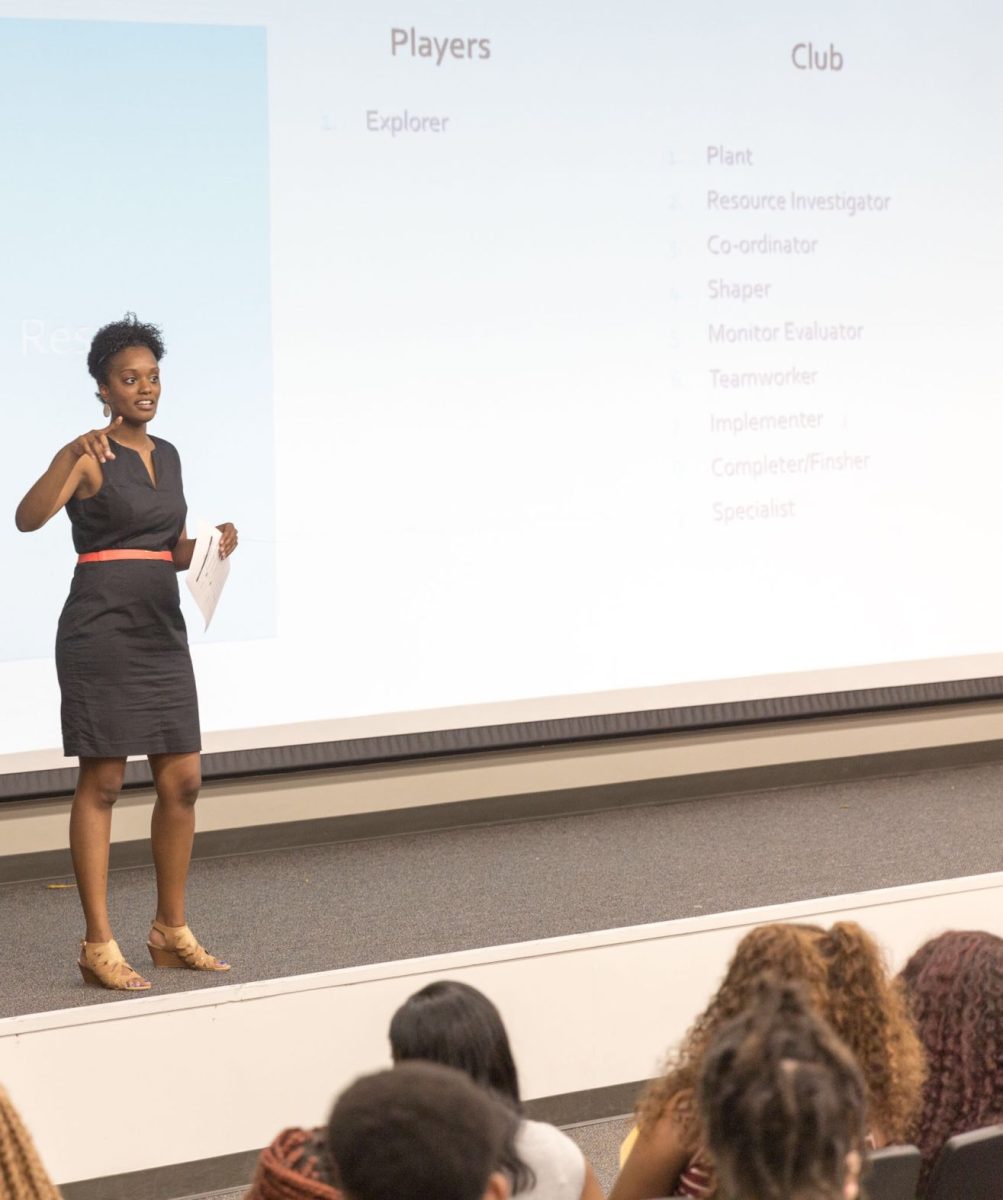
[2,762,1003,1197]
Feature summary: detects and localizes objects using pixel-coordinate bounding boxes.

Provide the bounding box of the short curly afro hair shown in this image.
[87,313,165,399]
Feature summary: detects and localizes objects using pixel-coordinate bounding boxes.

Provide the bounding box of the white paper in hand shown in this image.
[186,520,231,630]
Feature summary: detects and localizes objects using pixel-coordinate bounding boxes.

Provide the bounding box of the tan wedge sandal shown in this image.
[147,921,230,971]
[78,939,152,991]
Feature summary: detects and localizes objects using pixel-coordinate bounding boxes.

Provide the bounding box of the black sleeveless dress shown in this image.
[56,436,201,758]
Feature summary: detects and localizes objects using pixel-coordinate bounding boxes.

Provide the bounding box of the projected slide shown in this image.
[0,17,274,659]
[2,0,1002,772]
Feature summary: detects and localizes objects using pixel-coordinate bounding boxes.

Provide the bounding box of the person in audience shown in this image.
[389,980,604,1200]
[816,921,924,1145]
[0,1084,62,1200]
[609,920,923,1200]
[244,981,539,1200]
[898,929,1003,1192]
[327,1062,514,1200]
[244,1124,341,1200]
[699,982,866,1200]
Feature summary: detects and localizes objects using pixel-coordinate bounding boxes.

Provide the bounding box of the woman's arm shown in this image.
[172,527,196,571]
[579,1160,605,1200]
[16,448,97,531]
[608,1096,698,1200]
[15,418,120,532]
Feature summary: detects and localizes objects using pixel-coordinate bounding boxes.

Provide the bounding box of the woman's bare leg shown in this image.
[148,751,202,929]
[69,756,127,944]
[147,751,227,968]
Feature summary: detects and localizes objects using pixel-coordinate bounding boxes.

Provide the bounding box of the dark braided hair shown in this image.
[699,981,867,1200]
[899,930,1003,1193]
[87,313,165,399]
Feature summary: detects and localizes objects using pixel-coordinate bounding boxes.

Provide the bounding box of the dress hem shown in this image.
[63,742,202,759]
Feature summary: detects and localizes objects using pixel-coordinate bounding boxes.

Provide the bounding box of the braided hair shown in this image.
[0,1085,61,1200]
[699,982,866,1200]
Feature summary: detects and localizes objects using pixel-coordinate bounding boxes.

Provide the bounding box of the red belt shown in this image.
[77,550,173,564]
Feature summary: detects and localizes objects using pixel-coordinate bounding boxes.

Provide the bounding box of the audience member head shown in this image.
[814,921,924,1142]
[898,929,1003,1186]
[699,982,866,1200]
[327,1062,512,1200]
[388,981,535,1191]
[638,921,923,1144]
[639,922,830,1128]
[0,1084,61,1200]
[389,980,521,1108]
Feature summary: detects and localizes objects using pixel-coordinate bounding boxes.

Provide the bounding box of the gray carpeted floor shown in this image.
[2,761,1003,1019]
[564,1114,635,1193]
[178,1192,246,1200]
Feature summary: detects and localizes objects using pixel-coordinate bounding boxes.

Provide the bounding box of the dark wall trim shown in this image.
[5,675,1003,804]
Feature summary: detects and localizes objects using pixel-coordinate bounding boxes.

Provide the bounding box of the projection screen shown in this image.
[2,0,1002,789]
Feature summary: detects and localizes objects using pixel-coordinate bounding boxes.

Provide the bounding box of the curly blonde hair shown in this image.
[0,1085,61,1200]
[638,921,924,1145]
[818,922,925,1142]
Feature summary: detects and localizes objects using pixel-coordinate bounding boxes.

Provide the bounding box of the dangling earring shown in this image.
[103,403,111,418]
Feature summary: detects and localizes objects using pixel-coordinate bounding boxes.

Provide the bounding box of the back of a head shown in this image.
[327,1061,512,1200]
[817,921,924,1142]
[699,982,867,1200]
[637,922,832,1129]
[0,1085,61,1200]
[718,925,831,1018]
[388,980,521,1107]
[899,930,1003,1185]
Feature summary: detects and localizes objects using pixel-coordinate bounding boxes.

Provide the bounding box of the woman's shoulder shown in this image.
[517,1119,586,1195]
[149,435,184,467]
[643,1086,699,1138]
[518,1118,584,1157]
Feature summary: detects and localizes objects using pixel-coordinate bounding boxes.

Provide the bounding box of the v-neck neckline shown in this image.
[110,436,158,489]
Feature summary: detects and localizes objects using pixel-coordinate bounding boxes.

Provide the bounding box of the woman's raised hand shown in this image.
[69,416,122,464]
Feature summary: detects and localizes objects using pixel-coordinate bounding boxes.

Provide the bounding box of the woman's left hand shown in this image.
[216,522,239,559]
